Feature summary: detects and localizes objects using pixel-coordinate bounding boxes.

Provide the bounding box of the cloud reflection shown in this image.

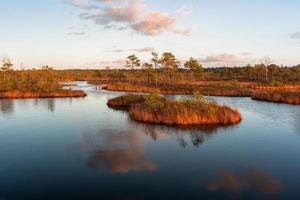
[88,148,158,174]
[81,123,235,173]
[83,128,158,174]
[207,169,284,197]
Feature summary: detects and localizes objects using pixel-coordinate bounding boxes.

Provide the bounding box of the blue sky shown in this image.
[1,0,300,69]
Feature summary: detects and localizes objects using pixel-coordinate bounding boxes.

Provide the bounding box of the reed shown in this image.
[104,83,251,96]
[107,94,242,126]
[0,90,86,99]
[251,90,300,105]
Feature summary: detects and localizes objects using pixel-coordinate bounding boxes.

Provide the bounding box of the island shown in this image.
[107,93,242,126]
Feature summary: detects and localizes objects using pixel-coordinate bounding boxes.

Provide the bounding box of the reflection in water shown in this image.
[142,123,234,148]
[47,99,55,112]
[83,127,158,174]
[207,169,284,197]
[295,111,300,134]
[0,100,15,117]
[81,123,235,174]
[34,99,56,112]
[88,148,158,174]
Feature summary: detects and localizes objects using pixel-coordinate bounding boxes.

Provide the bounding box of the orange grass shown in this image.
[107,94,242,126]
[251,90,300,105]
[0,90,86,99]
[104,83,251,97]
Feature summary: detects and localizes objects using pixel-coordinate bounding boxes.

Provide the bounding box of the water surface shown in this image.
[0,82,300,200]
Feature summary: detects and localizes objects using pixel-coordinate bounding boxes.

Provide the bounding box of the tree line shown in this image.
[1,53,300,93]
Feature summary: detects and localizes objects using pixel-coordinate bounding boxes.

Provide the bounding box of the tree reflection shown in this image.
[80,122,236,173]
[141,123,235,148]
[207,169,284,197]
[295,111,300,135]
[0,99,14,117]
[33,98,56,112]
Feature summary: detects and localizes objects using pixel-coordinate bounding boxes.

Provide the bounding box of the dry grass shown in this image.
[104,82,251,97]
[107,94,242,126]
[251,90,300,105]
[0,90,86,99]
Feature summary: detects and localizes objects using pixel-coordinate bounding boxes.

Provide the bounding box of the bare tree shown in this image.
[260,57,272,82]
[1,56,13,71]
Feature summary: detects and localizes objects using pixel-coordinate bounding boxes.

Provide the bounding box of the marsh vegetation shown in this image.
[107,93,242,126]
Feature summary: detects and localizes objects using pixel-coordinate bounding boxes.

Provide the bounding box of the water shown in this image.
[0,82,300,200]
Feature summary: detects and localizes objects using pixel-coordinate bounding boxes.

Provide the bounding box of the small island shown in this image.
[107,93,242,126]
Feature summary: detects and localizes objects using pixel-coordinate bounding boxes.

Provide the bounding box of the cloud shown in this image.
[291,32,300,44]
[132,47,154,52]
[199,53,258,67]
[109,46,154,53]
[66,0,190,36]
[63,0,99,9]
[67,31,86,36]
[131,12,175,36]
[290,32,300,39]
[240,52,251,56]
[200,54,241,64]
[80,0,142,25]
[176,6,191,17]
[66,25,89,36]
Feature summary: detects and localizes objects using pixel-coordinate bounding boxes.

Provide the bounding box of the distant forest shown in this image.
[1,53,300,92]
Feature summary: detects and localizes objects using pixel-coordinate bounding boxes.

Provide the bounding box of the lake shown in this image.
[0,82,300,200]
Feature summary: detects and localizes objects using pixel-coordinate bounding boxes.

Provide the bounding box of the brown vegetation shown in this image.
[251,90,300,105]
[104,82,252,96]
[107,94,242,126]
[0,90,86,99]
[2,52,300,103]
[104,82,300,105]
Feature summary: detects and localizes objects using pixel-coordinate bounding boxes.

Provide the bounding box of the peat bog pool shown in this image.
[0,82,300,200]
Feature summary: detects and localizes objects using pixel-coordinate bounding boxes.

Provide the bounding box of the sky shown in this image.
[1,0,300,69]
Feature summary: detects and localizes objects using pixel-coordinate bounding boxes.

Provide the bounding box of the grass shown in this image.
[0,90,86,99]
[107,93,242,126]
[251,90,300,105]
[104,82,252,97]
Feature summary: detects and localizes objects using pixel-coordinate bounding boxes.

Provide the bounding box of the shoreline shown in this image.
[0,90,87,99]
[101,82,300,105]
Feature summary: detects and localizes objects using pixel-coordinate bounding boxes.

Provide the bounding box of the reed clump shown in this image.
[251,90,300,105]
[107,93,242,126]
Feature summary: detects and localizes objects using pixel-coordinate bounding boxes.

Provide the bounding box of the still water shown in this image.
[0,82,300,200]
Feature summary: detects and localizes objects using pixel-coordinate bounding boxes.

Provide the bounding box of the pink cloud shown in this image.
[132,12,175,36]
[67,0,190,36]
